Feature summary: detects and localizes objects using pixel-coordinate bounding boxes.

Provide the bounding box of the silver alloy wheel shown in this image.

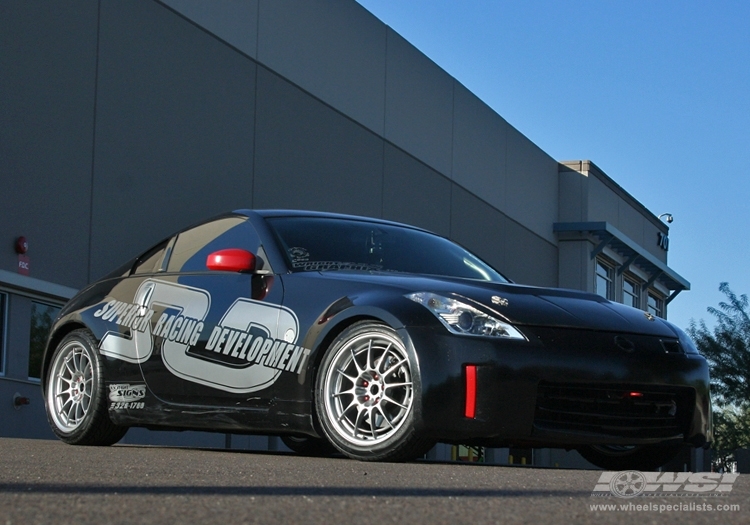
[47,339,93,433]
[322,330,413,446]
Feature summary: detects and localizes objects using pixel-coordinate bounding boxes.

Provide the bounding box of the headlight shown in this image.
[667,322,700,355]
[406,292,526,340]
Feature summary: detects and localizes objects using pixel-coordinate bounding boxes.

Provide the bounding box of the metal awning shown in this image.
[553,222,690,304]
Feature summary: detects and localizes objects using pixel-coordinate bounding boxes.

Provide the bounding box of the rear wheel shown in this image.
[45,329,127,445]
[578,443,683,471]
[315,322,433,462]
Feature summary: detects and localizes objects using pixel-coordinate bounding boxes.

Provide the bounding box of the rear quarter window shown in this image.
[167,217,261,273]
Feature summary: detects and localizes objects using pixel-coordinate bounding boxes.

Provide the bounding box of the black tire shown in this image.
[44,329,128,446]
[280,435,337,456]
[578,443,683,471]
[315,321,434,462]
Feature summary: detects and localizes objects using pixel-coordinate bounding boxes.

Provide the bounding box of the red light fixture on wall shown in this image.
[15,236,28,254]
[15,236,30,275]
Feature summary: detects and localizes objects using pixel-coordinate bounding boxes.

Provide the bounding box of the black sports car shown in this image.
[42,209,711,469]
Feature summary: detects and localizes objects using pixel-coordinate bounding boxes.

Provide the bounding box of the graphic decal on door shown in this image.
[93,279,311,393]
[193,297,309,393]
[95,280,209,365]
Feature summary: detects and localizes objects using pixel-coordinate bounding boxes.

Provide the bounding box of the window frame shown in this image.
[647,291,664,318]
[0,292,7,376]
[28,300,63,382]
[132,238,171,275]
[595,257,615,300]
[622,275,641,309]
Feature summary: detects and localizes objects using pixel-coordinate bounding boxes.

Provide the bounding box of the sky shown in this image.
[356,0,750,332]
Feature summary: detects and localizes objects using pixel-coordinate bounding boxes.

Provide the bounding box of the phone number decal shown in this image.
[109,401,145,410]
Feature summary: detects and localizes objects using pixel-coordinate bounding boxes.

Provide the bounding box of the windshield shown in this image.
[266,217,508,283]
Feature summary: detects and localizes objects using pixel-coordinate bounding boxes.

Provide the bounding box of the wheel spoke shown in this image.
[375,405,394,430]
[376,347,393,374]
[61,398,74,422]
[57,378,73,393]
[64,358,76,376]
[353,407,367,438]
[335,367,357,383]
[382,358,407,378]
[365,339,373,371]
[332,387,355,398]
[382,394,409,410]
[368,407,378,437]
[383,381,412,389]
[350,348,366,375]
[73,350,82,373]
[338,398,358,421]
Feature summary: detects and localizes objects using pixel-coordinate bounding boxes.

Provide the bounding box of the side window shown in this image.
[622,276,641,309]
[647,292,664,318]
[133,239,170,275]
[167,216,261,273]
[29,301,62,381]
[595,258,614,300]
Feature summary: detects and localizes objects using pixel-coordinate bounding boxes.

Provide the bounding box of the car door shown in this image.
[132,215,294,409]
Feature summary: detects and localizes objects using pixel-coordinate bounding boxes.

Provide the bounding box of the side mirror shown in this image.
[206,249,256,273]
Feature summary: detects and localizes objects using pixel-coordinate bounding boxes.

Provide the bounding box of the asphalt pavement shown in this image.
[0,437,746,524]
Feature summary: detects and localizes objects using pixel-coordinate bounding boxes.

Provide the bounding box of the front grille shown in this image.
[534,382,693,439]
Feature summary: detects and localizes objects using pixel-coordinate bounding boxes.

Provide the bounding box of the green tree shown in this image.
[709,405,750,472]
[688,282,750,470]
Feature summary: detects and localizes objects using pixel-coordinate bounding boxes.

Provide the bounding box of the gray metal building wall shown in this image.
[1,0,559,292]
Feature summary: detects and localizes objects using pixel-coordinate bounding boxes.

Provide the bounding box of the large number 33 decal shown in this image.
[97,279,210,365]
[96,279,298,393]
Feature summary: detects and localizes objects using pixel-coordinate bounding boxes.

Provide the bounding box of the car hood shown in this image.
[315,271,678,338]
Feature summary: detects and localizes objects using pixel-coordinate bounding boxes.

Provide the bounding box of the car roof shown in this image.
[234,209,434,234]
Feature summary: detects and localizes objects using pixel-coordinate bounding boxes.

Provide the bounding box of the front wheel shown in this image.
[45,329,127,445]
[315,322,433,462]
[578,443,683,471]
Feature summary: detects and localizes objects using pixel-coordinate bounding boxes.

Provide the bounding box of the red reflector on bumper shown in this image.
[465,365,477,419]
[628,391,644,398]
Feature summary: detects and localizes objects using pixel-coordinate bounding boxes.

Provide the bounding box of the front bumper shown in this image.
[408,325,712,448]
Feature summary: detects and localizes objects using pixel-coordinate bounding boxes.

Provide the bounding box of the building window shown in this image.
[595,259,614,299]
[0,293,6,375]
[29,301,62,381]
[623,277,641,309]
[647,292,664,319]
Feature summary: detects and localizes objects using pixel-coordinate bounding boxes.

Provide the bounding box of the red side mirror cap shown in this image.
[206,249,256,273]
